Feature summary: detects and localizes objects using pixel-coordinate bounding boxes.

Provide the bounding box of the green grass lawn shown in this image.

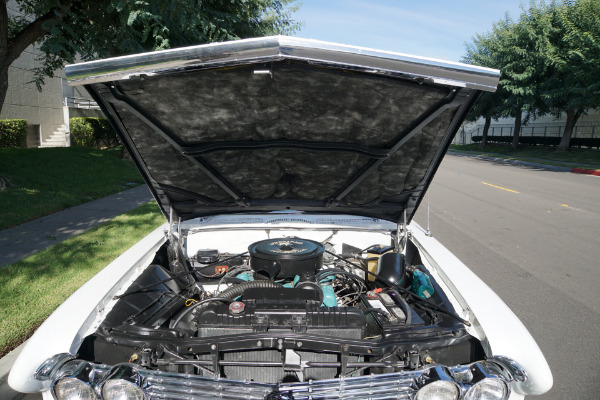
[0,201,164,358]
[0,147,144,230]
[449,144,600,168]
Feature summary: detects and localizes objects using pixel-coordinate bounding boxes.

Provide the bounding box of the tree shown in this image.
[464,0,600,151]
[463,32,505,148]
[464,15,542,149]
[0,0,300,115]
[530,0,600,151]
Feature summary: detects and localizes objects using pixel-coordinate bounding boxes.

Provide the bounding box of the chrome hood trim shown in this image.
[65,36,499,92]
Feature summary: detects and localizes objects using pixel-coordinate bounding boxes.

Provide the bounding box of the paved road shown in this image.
[414,155,600,399]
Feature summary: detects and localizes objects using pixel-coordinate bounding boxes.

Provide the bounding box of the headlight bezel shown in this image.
[50,360,98,400]
[460,361,511,400]
[464,377,509,400]
[53,377,97,400]
[99,364,147,400]
[49,361,147,400]
[414,358,522,400]
[415,365,461,400]
[101,379,146,400]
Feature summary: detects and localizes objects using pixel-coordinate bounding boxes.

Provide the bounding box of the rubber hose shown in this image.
[218,279,281,299]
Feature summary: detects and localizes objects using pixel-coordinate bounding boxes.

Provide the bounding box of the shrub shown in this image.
[471,135,600,149]
[0,119,27,148]
[70,118,120,148]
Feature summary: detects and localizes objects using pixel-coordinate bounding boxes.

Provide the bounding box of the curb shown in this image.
[571,167,600,176]
[448,151,600,175]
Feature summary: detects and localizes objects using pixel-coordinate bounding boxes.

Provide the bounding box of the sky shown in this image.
[293,0,526,63]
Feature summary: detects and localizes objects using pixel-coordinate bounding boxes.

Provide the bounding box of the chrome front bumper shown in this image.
[40,356,526,400]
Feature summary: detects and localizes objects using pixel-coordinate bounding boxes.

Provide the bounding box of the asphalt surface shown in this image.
[414,154,600,399]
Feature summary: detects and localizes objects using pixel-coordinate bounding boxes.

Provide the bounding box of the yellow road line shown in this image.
[481,182,520,193]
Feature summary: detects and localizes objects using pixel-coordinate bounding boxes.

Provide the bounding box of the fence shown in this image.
[454,122,599,145]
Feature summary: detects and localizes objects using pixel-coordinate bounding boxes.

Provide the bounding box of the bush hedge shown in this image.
[472,135,600,149]
[0,119,27,148]
[70,117,120,148]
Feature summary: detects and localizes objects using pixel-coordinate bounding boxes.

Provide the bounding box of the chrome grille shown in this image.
[134,369,419,400]
[139,370,275,400]
[281,372,418,400]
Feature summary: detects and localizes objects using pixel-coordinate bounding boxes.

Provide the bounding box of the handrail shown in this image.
[64,96,100,109]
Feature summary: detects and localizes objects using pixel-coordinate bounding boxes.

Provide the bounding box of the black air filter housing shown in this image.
[248,238,325,279]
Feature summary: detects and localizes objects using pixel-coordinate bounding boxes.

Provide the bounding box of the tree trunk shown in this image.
[0,60,9,112]
[0,4,8,115]
[512,112,522,150]
[557,109,582,152]
[0,62,8,114]
[480,116,491,148]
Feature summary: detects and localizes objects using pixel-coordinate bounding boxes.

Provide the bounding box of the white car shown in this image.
[9,36,552,400]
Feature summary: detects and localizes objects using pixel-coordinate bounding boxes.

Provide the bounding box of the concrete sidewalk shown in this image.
[0,184,155,400]
[0,185,154,268]
[0,343,34,400]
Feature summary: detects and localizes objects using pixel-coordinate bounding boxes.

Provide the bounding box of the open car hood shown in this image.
[65,36,499,223]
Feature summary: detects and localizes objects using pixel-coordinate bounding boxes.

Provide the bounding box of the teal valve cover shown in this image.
[236,272,254,281]
[320,284,337,307]
[412,270,434,299]
[283,275,301,288]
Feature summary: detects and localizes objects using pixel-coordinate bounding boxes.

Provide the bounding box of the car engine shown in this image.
[78,234,484,384]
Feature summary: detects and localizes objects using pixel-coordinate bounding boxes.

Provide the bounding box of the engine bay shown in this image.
[78,227,484,383]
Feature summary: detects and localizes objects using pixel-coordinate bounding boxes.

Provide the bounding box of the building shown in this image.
[0,1,100,148]
[458,111,600,145]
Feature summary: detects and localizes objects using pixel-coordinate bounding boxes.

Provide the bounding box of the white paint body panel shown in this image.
[8,224,168,393]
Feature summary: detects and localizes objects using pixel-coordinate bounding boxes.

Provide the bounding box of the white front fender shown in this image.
[409,223,553,396]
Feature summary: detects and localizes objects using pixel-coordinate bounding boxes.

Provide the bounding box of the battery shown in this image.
[361,291,424,336]
[363,291,406,323]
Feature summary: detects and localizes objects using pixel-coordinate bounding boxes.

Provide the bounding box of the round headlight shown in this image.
[102,379,145,400]
[465,378,508,400]
[54,377,96,400]
[415,380,460,400]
